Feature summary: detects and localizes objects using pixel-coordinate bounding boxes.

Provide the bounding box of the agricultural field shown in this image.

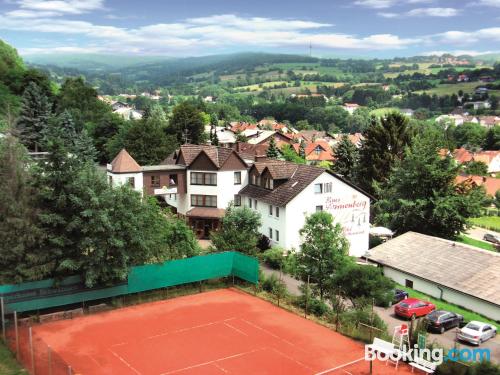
[415,81,500,96]
[383,62,477,79]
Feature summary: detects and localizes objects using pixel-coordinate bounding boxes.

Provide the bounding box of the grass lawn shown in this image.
[397,284,499,329]
[470,216,500,232]
[0,341,25,375]
[457,234,496,252]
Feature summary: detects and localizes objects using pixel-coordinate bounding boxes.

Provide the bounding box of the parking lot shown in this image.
[375,306,500,363]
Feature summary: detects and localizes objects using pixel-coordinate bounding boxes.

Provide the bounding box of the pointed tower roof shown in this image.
[110,149,141,173]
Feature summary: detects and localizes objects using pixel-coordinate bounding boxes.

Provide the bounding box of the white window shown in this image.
[269,228,273,239]
[275,207,280,218]
[324,182,332,193]
[248,198,252,208]
[275,230,279,241]
[269,205,273,216]
[316,205,323,212]
[234,195,241,206]
[234,171,241,185]
[254,199,258,209]
[314,183,323,194]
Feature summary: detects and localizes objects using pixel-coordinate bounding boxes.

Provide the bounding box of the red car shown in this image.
[394,298,435,319]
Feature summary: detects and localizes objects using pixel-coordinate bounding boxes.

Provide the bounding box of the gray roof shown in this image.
[367,232,500,306]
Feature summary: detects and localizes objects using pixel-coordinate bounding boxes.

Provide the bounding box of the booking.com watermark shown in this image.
[365,344,491,365]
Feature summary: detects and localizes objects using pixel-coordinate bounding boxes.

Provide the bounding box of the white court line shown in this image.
[213,362,229,373]
[224,322,248,337]
[146,317,237,340]
[314,357,365,375]
[108,348,143,375]
[159,347,265,375]
[271,347,314,371]
[240,318,309,355]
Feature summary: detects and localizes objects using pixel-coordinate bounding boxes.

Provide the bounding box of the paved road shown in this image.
[261,264,500,363]
[466,226,499,243]
[375,306,500,363]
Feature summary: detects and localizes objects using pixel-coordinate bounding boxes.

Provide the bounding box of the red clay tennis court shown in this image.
[28,288,413,374]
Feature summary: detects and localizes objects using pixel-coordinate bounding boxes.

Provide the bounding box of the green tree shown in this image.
[109,116,177,165]
[453,122,487,150]
[169,102,206,144]
[332,263,395,308]
[358,112,412,196]
[0,134,43,283]
[56,77,110,131]
[299,139,306,158]
[281,144,306,164]
[332,135,359,181]
[375,133,485,240]
[463,160,489,176]
[210,205,262,255]
[88,112,125,163]
[266,136,279,158]
[483,127,500,150]
[16,82,52,152]
[297,211,350,299]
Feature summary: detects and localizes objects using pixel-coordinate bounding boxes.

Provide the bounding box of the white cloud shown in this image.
[435,27,500,44]
[378,7,460,18]
[16,0,105,14]
[378,12,399,17]
[406,8,460,17]
[475,0,500,7]
[0,12,418,54]
[354,0,397,8]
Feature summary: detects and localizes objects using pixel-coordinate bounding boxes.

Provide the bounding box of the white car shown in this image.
[457,321,497,345]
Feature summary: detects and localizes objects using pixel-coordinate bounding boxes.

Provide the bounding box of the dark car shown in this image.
[394,289,409,304]
[425,310,464,333]
[483,233,500,244]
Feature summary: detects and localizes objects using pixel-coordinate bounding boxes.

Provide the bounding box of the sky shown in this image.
[0,0,500,58]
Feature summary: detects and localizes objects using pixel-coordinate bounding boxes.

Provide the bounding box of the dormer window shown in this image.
[315,146,322,155]
[264,178,273,189]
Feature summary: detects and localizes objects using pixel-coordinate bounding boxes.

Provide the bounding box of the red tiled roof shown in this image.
[110,149,141,173]
[456,175,500,196]
[292,140,334,162]
[453,148,500,165]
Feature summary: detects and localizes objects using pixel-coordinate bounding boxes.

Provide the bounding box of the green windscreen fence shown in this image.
[0,251,258,313]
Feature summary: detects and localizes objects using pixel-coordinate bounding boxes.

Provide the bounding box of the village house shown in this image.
[239,160,370,256]
[456,175,500,197]
[451,148,500,174]
[342,103,360,114]
[107,145,371,257]
[292,140,335,164]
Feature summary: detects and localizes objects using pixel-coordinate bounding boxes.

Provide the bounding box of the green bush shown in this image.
[262,247,285,269]
[294,294,330,317]
[261,273,281,293]
[283,250,299,276]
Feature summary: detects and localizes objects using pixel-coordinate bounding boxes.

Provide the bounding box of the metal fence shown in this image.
[1,251,259,314]
[4,312,75,375]
[0,252,259,375]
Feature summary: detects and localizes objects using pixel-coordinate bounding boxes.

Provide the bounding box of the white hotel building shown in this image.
[107,144,371,257]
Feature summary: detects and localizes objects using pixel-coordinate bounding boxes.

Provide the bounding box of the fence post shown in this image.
[304,275,310,319]
[14,311,19,359]
[1,296,5,341]
[29,326,35,375]
[48,346,52,375]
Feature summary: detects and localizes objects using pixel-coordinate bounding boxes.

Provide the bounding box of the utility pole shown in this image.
[309,42,312,57]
